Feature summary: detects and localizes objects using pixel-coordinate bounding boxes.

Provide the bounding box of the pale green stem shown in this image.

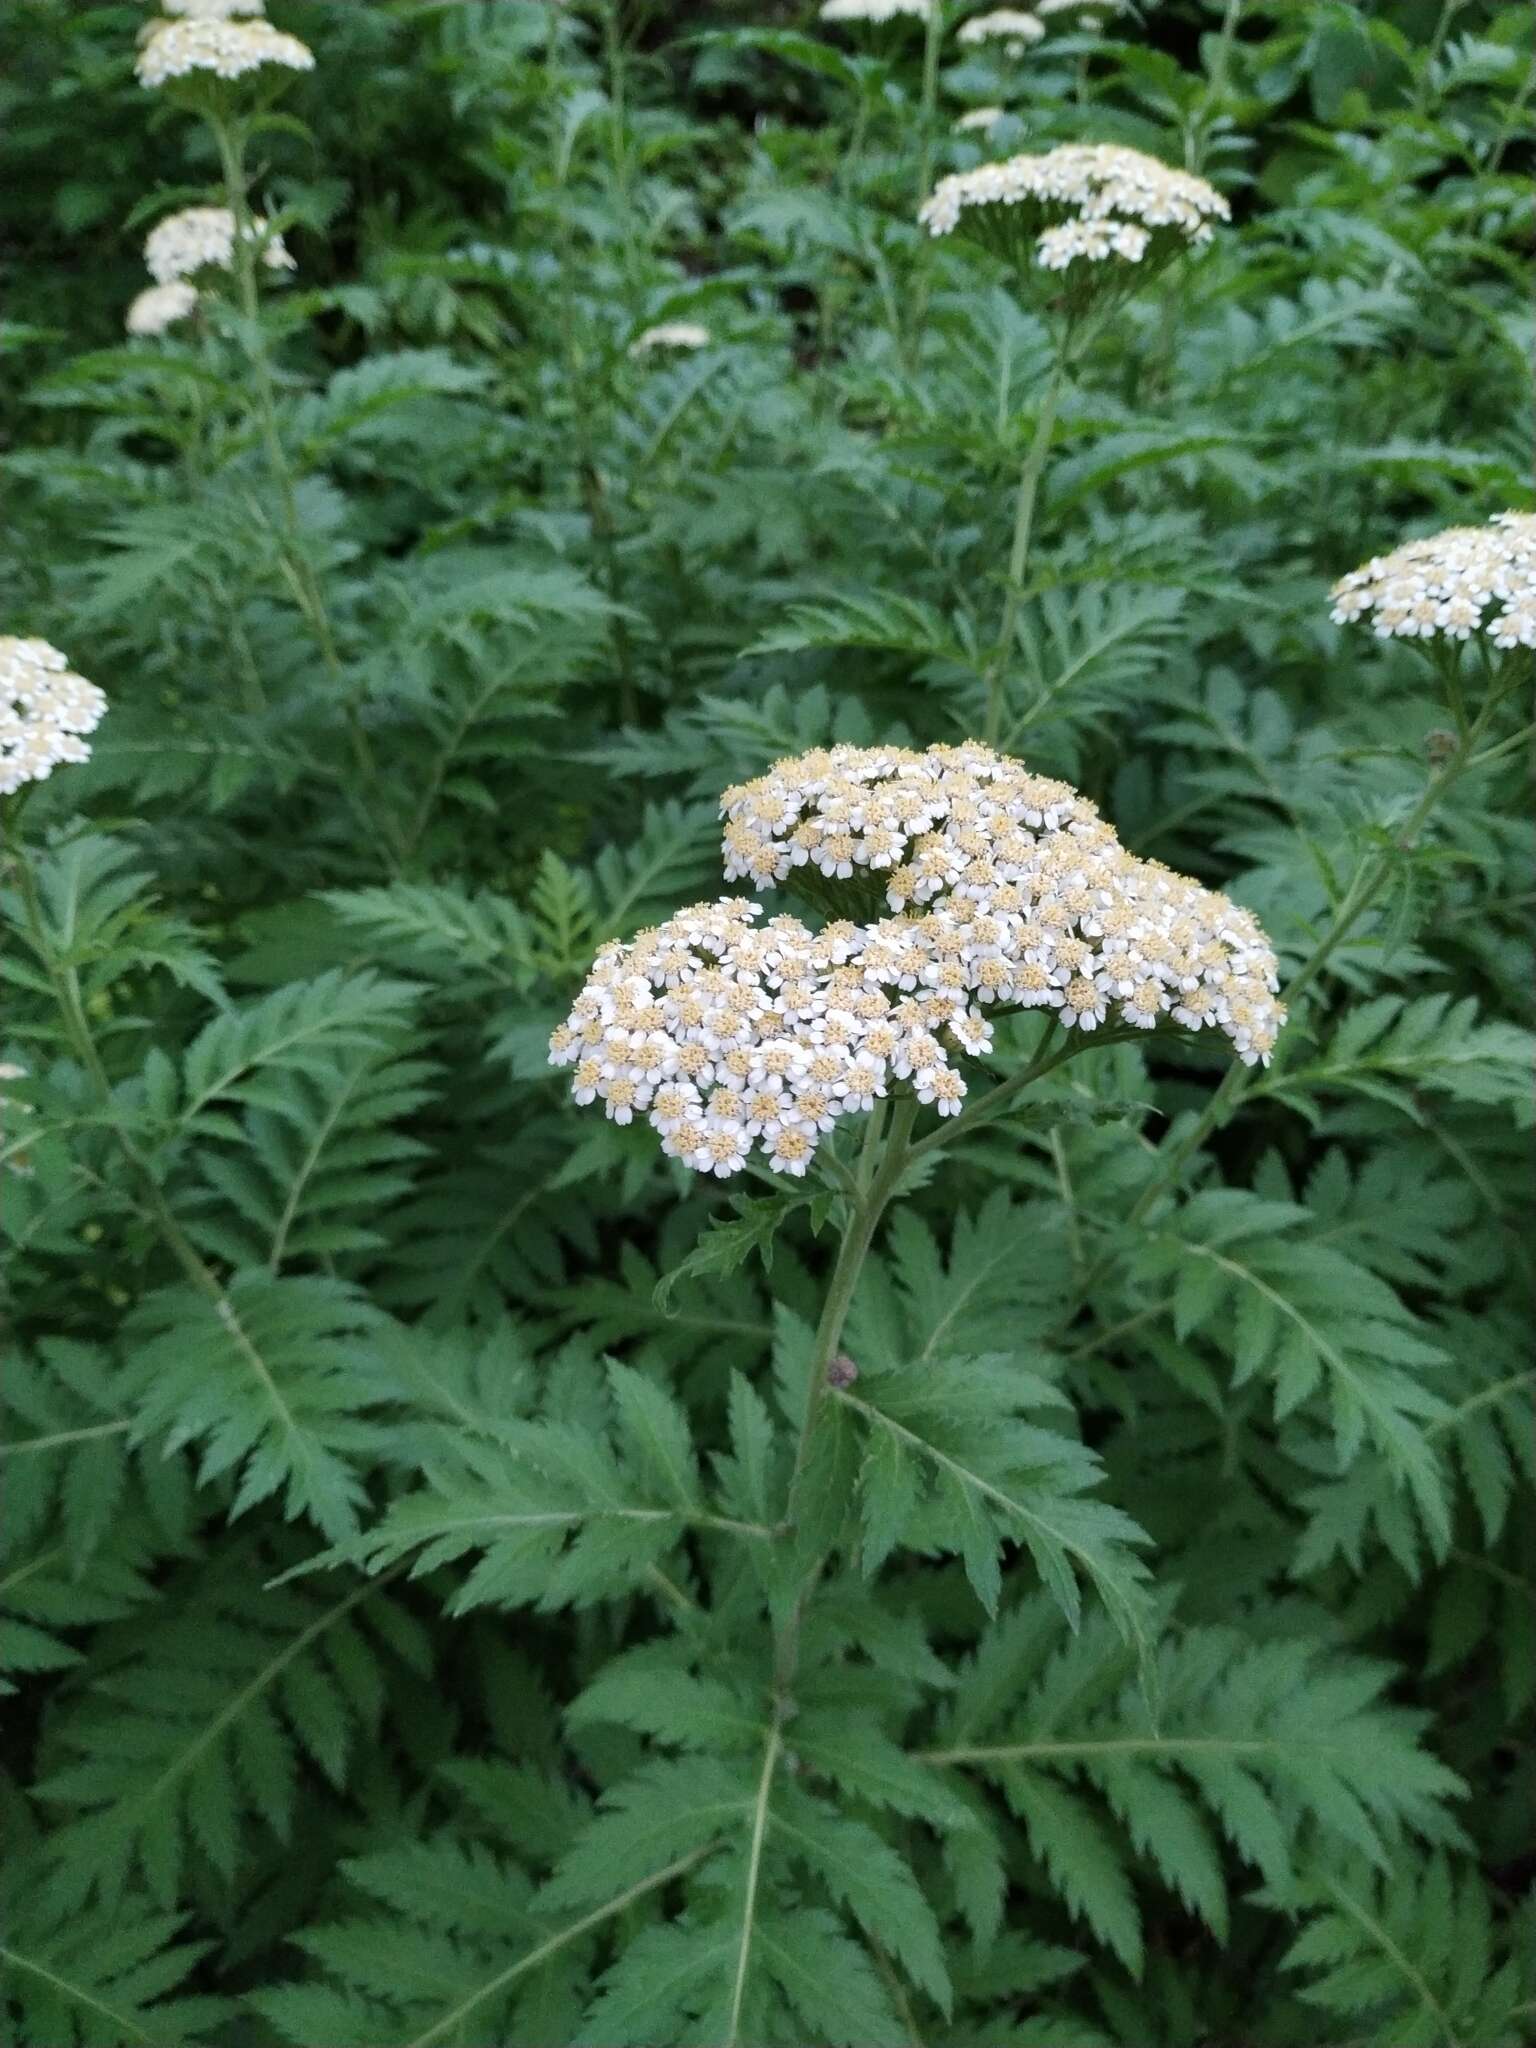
[1188,0,1245,171]
[208,112,402,866]
[1415,0,1468,115]
[914,2,944,216]
[905,1,946,358]
[1487,46,1536,172]
[905,1022,1142,1168]
[983,355,1066,745]
[771,1092,918,1711]
[785,1092,918,1527]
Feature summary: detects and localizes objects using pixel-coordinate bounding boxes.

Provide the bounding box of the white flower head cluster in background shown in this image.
[1038,0,1125,13]
[144,206,294,284]
[630,322,711,356]
[126,281,199,336]
[958,11,1047,50]
[723,742,1285,1060]
[919,143,1229,297]
[161,0,265,17]
[1330,512,1536,650]
[1,639,108,796]
[136,15,314,86]
[820,0,931,22]
[956,106,1008,133]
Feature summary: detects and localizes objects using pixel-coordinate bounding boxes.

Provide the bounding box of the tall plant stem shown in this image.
[208,113,402,867]
[785,1091,918,1525]
[914,2,943,218]
[1415,0,1468,116]
[904,1,946,358]
[548,26,639,728]
[1188,0,1245,171]
[983,355,1065,745]
[772,1092,918,1706]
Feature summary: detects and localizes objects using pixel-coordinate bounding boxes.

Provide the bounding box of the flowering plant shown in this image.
[1,3,1532,2045]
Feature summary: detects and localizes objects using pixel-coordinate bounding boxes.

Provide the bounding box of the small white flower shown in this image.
[767,1126,816,1176]
[0,638,108,795]
[162,0,266,17]
[918,144,1229,258]
[915,1066,967,1115]
[126,281,198,335]
[144,205,294,284]
[136,16,314,86]
[957,10,1046,48]
[630,321,711,355]
[820,0,931,19]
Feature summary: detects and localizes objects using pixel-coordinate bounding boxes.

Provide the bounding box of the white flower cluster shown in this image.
[958,10,1046,48]
[161,0,265,16]
[136,16,314,86]
[723,742,1283,1057]
[550,898,993,1180]
[126,281,199,336]
[1038,0,1125,13]
[1,639,108,796]
[630,322,712,355]
[144,205,293,284]
[956,106,1008,132]
[1329,513,1536,650]
[919,144,1230,275]
[820,0,931,21]
[551,745,1285,1182]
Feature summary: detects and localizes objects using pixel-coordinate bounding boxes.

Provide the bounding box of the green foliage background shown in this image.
[2,2,1533,2043]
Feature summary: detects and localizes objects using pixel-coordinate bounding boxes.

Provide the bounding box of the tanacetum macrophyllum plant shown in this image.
[3,2,1534,2045]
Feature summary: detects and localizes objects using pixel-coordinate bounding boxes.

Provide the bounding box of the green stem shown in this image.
[904,0,946,359]
[1414,0,1467,116]
[773,1092,918,1705]
[983,355,1066,745]
[905,1023,1143,1168]
[1487,46,1536,173]
[582,461,640,727]
[546,43,635,726]
[914,1,943,217]
[208,112,402,867]
[1188,0,1244,171]
[785,1092,917,1525]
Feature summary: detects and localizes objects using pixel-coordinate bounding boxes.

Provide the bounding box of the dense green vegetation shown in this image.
[2,2,1532,2042]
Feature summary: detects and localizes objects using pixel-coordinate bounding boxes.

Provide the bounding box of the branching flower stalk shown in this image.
[918,148,1230,741]
[553,739,1286,1732]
